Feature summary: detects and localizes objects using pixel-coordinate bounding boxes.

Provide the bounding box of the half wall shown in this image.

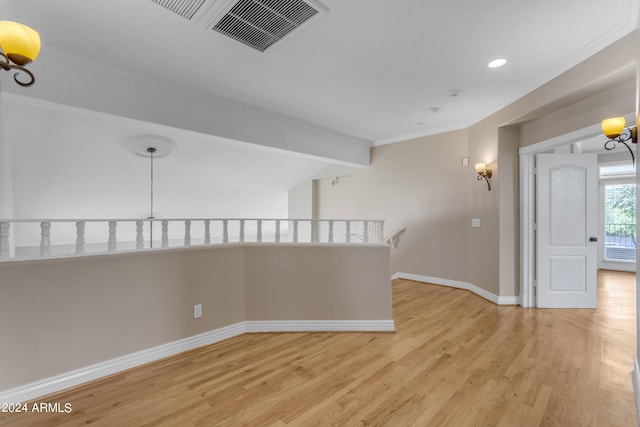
[0,243,392,396]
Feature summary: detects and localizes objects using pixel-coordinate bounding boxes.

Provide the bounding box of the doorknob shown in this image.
[589,237,598,242]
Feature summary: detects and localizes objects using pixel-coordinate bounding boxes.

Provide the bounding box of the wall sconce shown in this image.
[475,163,492,191]
[601,116,637,165]
[0,21,41,87]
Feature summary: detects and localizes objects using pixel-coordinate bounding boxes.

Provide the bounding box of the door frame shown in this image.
[519,122,604,307]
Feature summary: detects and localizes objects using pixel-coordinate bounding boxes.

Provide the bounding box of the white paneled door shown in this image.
[536,154,598,308]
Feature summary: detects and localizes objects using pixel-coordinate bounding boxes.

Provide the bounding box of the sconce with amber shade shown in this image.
[601,116,637,165]
[0,21,40,87]
[475,163,492,191]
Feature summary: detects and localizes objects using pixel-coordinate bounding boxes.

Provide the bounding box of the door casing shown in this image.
[519,123,603,307]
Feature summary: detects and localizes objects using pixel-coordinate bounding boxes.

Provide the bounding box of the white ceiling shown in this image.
[3,0,638,145]
[1,0,639,223]
[6,97,332,219]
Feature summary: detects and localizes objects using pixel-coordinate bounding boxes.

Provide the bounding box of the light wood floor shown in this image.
[1,270,636,426]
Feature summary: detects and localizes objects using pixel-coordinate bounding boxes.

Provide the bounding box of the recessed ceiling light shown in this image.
[488,58,507,68]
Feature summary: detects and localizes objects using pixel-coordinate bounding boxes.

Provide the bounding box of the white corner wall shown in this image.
[0,94,12,219]
[288,180,317,219]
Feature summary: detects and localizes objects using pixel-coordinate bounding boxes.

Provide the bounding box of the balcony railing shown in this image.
[0,218,385,261]
[604,222,636,261]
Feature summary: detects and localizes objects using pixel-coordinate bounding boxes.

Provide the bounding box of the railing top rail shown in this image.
[0,218,385,223]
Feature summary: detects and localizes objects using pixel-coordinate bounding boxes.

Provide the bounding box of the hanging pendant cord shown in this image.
[147,147,157,248]
[149,147,155,219]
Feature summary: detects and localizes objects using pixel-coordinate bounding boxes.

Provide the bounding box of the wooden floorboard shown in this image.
[0,270,636,426]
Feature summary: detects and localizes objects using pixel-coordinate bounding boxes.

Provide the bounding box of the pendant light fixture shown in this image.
[147,147,157,247]
[125,135,177,248]
[147,147,157,220]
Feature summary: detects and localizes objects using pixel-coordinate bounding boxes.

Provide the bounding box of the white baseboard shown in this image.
[392,272,521,306]
[245,320,395,332]
[0,322,246,405]
[497,296,521,305]
[633,359,640,426]
[0,319,394,404]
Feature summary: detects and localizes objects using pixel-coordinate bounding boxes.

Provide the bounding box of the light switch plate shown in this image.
[472,218,480,228]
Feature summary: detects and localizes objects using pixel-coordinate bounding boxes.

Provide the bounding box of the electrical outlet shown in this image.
[193,304,202,319]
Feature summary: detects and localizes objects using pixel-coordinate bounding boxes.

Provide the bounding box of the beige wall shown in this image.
[315,31,638,298]
[497,126,520,297]
[318,129,470,283]
[468,30,638,297]
[467,119,500,295]
[244,244,391,320]
[0,243,391,390]
[520,79,636,148]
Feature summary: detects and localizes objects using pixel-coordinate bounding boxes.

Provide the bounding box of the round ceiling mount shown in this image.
[125,135,176,158]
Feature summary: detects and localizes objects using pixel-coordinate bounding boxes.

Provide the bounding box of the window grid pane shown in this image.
[604,183,636,261]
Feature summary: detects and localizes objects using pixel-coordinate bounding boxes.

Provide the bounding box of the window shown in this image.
[603,183,636,261]
[600,163,636,266]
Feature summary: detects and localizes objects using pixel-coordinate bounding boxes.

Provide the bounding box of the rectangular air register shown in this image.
[212,0,324,52]
[150,0,325,52]
[150,0,208,20]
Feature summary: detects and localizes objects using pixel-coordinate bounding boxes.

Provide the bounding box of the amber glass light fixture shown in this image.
[475,163,492,191]
[0,21,40,87]
[601,116,637,165]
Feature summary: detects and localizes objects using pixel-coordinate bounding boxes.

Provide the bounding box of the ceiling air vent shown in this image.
[211,0,324,52]
[151,0,207,20]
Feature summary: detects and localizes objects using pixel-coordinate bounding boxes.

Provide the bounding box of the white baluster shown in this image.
[239,219,245,243]
[379,221,384,243]
[40,221,51,256]
[363,220,369,243]
[275,220,281,242]
[204,220,211,244]
[107,221,117,251]
[161,220,169,248]
[184,220,191,246]
[0,222,10,260]
[257,220,262,243]
[223,219,229,243]
[345,220,351,243]
[328,220,334,243]
[134,220,144,250]
[293,220,299,243]
[76,221,86,254]
[310,220,316,243]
